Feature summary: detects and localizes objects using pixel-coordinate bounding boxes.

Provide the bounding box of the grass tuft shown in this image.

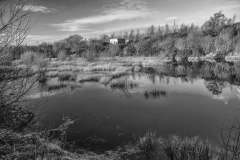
[58,72,77,81]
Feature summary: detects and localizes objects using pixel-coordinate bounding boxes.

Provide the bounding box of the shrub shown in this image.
[107,44,120,57]
[57,50,67,61]
[200,36,214,54]
[175,38,187,50]
[84,49,98,62]
[21,51,48,71]
[20,51,38,65]
[187,30,205,57]
[124,43,137,56]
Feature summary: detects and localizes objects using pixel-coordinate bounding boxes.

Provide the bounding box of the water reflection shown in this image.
[33,61,240,152]
[144,89,168,100]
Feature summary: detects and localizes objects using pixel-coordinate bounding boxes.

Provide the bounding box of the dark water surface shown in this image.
[34,62,240,152]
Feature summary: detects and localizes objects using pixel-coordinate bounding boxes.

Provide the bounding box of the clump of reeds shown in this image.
[135,129,162,156]
[47,83,67,91]
[78,74,100,83]
[163,135,212,160]
[144,89,168,99]
[58,72,76,81]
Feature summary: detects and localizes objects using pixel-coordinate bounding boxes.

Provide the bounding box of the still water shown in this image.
[34,62,240,152]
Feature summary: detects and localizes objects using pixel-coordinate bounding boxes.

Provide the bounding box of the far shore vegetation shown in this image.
[9,11,240,64]
[2,0,240,159]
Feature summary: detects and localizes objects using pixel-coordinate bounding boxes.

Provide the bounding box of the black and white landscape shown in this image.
[1,0,240,159]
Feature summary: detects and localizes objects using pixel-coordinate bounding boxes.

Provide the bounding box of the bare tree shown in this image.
[0,0,36,140]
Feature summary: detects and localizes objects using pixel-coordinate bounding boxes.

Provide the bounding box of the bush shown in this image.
[84,49,98,61]
[57,50,67,61]
[200,36,214,54]
[175,38,187,50]
[107,44,120,57]
[21,51,48,71]
[187,30,205,57]
[20,51,38,65]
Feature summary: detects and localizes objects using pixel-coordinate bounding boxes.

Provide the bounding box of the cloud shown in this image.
[25,35,66,44]
[166,16,178,21]
[21,5,58,13]
[51,0,157,32]
[216,1,240,10]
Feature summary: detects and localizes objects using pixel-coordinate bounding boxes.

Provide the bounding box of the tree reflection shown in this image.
[204,80,226,95]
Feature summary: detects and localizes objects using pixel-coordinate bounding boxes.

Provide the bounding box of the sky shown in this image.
[24,0,240,44]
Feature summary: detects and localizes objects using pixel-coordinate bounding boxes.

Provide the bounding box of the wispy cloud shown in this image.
[51,0,157,32]
[21,5,58,13]
[25,35,65,44]
[216,0,240,10]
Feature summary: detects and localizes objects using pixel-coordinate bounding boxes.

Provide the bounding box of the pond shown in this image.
[32,61,240,152]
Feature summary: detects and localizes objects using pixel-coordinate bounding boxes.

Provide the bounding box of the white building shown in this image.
[110,38,126,45]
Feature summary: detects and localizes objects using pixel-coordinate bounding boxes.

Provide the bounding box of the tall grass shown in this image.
[163,135,212,160]
[135,129,162,156]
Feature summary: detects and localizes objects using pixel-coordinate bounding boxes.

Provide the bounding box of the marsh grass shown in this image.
[78,74,101,83]
[58,72,77,81]
[46,83,68,91]
[134,129,162,156]
[163,135,212,160]
[144,89,168,99]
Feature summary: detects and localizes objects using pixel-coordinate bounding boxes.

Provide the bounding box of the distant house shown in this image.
[110,38,126,45]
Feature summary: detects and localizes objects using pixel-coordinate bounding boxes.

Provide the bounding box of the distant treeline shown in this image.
[8,11,240,61]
